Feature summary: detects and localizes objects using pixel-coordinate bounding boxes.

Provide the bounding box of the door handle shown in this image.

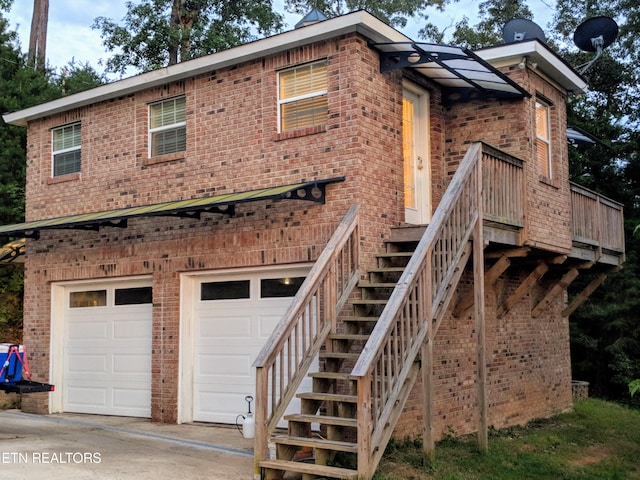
[417,156,424,170]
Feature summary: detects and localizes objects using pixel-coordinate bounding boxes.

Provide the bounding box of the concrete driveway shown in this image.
[0,409,255,479]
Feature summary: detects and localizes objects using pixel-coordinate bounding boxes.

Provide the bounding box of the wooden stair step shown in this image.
[350,299,388,305]
[328,333,370,341]
[319,352,360,360]
[377,251,414,258]
[284,413,357,427]
[259,459,358,480]
[297,392,358,403]
[358,281,398,288]
[341,315,378,322]
[271,434,358,453]
[368,267,406,273]
[309,371,358,380]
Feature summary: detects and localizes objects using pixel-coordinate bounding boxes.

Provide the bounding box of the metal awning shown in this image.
[0,178,344,239]
[0,238,25,263]
[372,42,531,104]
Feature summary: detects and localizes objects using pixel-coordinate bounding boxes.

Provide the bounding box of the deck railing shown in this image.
[351,142,484,478]
[481,143,524,229]
[253,205,360,470]
[570,182,625,258]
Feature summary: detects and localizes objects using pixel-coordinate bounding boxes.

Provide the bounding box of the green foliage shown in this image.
[418,0,533,47]
[285,0,451,30]
[0,263,22,343]
[630,380,640,397]
[93,0,285,74]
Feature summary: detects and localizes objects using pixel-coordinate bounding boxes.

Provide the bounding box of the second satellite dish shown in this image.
[503,18,546,43]
[573,16,619,74]
[573,16,619,52]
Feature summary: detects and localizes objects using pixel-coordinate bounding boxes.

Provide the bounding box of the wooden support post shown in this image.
[254,367,269,479]
[422,333,435,463]
[474,164,487,452]
[562,272,608,317]
[496,262,548,318]
[532,268,579,318]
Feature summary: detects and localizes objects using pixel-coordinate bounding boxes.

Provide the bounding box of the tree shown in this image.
[93,0,285,74]
[284,0,451,29]
[551,0,640,400]
[28,0,48,70]
[420,0,533,47]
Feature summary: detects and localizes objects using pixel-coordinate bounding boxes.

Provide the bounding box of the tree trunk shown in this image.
[28,0,49,70]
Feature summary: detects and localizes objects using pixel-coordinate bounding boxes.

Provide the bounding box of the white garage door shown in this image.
[62,281,152,417]
[192,268,313,424]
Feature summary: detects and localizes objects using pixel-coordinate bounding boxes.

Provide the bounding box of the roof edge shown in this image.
[4,11,409,127]
[476,40,587,95]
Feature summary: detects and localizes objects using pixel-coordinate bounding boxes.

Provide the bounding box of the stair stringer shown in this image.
[367,240,474,473]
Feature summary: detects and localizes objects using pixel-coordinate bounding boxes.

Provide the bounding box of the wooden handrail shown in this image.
[352,142,484,477]
[253,204,360,470]
[570,182,625,257]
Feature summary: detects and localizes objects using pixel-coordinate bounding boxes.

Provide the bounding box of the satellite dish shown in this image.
[503,18,546,43]
[573,16,618,52]
[573,16,618,74]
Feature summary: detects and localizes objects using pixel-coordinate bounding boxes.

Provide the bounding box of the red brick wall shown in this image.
[393,268,573,440]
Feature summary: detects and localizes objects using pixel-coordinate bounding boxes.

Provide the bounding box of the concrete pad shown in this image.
[0,410,256,479]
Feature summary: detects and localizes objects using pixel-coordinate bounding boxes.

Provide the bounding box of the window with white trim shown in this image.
[535,99,552,178]
[52,123,81,176]
[278,61,328,132]
[149,96,186,157]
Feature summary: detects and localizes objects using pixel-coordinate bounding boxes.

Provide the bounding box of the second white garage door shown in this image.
[190,267,312,424]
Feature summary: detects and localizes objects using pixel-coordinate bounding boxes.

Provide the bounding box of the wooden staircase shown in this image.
[260,239,419,480]
[255,142,487,480]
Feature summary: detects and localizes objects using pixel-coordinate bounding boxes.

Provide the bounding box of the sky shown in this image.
[4,0,556,77]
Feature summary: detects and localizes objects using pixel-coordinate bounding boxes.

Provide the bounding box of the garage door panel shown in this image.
[66,321,108,341]
[196,353,251,377]
[66,386,107,408]
[66,354,108,374]
[113,320,151,341]
[113,354,151,374]
[198,314,252,338]
[113,388,150,409]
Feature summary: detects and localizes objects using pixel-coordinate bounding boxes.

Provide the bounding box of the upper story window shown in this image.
[149,96,186,157]
[535,99,552,179]
[278,60,328,132]
[52,123,81,177]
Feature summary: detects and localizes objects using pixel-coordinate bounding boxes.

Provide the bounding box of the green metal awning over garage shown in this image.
[372,42,531,104]
[0,177,344,240]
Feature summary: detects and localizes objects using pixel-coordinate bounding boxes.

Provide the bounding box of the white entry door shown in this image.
[403,84,431,225]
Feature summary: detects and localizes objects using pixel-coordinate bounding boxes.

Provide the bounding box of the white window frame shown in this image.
[535,99,552,179]
[51,123,81,177]
[277,60,328,133]
[148,96,186,157]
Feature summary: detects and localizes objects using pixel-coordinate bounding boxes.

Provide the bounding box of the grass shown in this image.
[374,398,640,480]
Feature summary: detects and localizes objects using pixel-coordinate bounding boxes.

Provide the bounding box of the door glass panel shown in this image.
[403,97,416,209]
[261,277,305,298]
[115,287,153,305]
[70,290,107,308]
[201,280,250,301]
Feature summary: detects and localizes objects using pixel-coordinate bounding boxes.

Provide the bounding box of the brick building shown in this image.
[1,10,625,479]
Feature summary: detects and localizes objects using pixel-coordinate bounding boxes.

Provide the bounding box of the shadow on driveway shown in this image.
[0,410,255,479]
